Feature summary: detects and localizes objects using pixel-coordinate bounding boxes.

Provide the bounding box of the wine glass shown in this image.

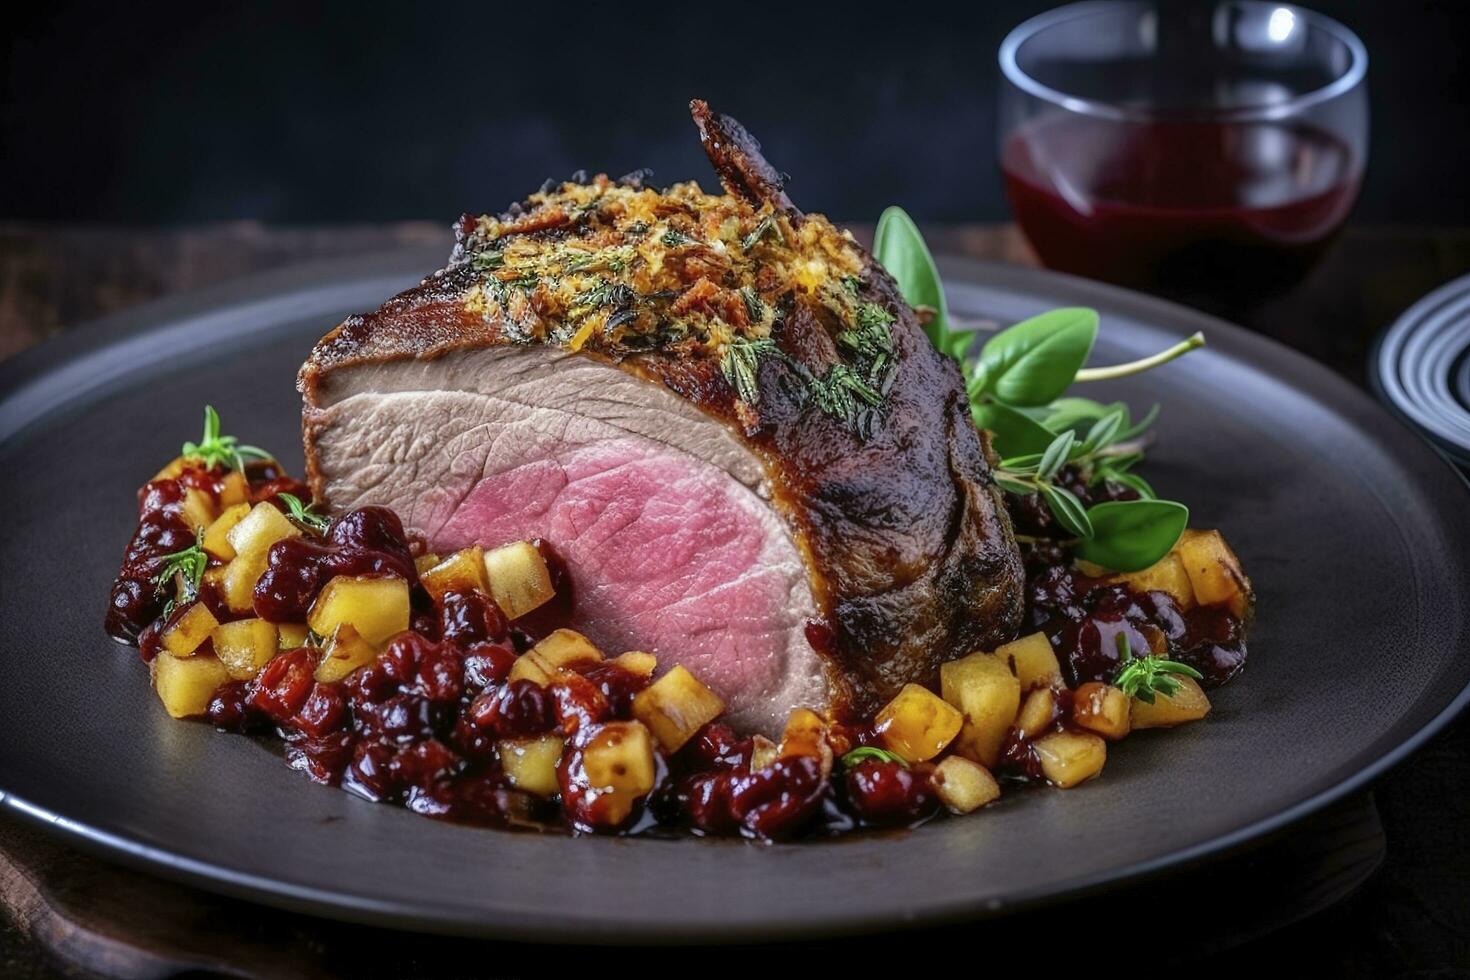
[999,2,1368,311]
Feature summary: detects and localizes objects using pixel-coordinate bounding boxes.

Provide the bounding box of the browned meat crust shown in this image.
[300,102,1024,720]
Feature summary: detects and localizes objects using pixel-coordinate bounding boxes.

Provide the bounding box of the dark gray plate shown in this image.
[2,251,1467,942]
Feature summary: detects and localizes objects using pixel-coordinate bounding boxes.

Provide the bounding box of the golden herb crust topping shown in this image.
[452,175,869,359]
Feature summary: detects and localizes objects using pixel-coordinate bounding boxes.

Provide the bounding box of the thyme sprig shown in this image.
[840,746,908,768]
[154,532,208,617]
[278,493,330,533]
[1112,634,1203,704]
[720,336,782,405]
[837,303,895,389]
[181,406,274,474]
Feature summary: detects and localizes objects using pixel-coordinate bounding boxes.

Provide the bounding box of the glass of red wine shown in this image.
[999,2,1367,311]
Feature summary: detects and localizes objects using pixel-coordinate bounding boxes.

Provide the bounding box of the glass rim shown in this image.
[998,1,1369,123]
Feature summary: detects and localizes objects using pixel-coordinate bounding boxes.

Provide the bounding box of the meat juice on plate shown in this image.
[1003,114,1361,299]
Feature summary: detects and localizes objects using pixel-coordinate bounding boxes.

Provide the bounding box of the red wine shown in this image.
[1003,115,1361,300]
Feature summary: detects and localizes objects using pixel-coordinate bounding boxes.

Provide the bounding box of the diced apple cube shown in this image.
[306,575,410,647]
[1014,687,1058,740]
[277,622,310,649]
[226,502,300,560]
[750,735,779,772]
[1072,682,1131,740]
[1176,529,1251,617]
[413,553,442,576]
[940,651,1021,767]
[420,547,489,602]
[153,653,230,719]
[160,602,219,658]
[1105,552,1196,610]
[152,456,188,481]
[612,651,657,678]
[498,735,564,796]
[778,707,832,763]
[580,721,657,824]
[219,552,268,614]
[180,487,218,534]
[483,541,554,619]
[210,617,278,680]
[933,756,1001,813]
[217,470,249,508]
[1033,731,1107,788]
[314,624,379,683]
[875,683,963,763]
[202,502,252,561]
[1130,676,1212,729]
[996,632,1063,691]
[508,629,603,685]
[632,665,726,752]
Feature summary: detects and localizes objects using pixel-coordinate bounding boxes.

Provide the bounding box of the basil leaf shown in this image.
[974,401,1058,458]
[1075,499,1189,572]
[973,308,1099,406]
[873,206,951,353]
[1039,482,1093,538]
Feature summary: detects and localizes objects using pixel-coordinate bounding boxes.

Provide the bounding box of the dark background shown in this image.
[5,0,1469,227]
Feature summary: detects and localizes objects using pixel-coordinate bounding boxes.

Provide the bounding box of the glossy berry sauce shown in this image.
[107,460,1246,839]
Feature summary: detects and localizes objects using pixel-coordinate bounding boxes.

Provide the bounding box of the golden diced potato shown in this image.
[940,652,1021,767]
[875,683,963,763]
[1033,731,1107,788]
[613,651,657,677]
[226,502,300,560]
[420,547,489,602]
[202,502,252,561]
[210,617,278,680]
[508,629,603,685]
[152,456,188,481]
[933,756,1001,813]
[632,665,726,753]
[1176,529,1251,617]
[181,487,218,534]
[153,653,230,719]
[202,565,228,593]
[277,622,310,649]
[160,602,219,658]
[1130,676,1212,729]
[413,553,442,576]
[499,735,564,796]
[314,624,379,683]
[217,470,249,508]
[778,707,833,767]
[1072,682,1131,740]
[996,632,1063,691]
[1104,552,1196,610]
[581,722,657,821]
[1014,687,1058,740]
[306,575,410,647]
[750,735,779,771]
[483,541,555,619]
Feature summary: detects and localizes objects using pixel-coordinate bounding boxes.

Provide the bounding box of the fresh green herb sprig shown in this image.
[278,493,330,533]
[154,533,208,618]
[840,746,907,768]
[741,213,784,251]
[181,406,274,474]
[872,206,1203,571]
[1112,634,1203,704]
[720,336,782,405]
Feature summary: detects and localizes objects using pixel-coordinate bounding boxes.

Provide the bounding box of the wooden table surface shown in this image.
[2,222,1468,977]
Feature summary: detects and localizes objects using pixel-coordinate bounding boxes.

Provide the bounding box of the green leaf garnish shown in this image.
[181,405,274,474]
[1075,499,1189,572]
[154,532,208,616]
[873,206,956,358]
[1112,634,1203,704]
[720,336,781,405]
[840,746,907,768]
[278,493,330,533]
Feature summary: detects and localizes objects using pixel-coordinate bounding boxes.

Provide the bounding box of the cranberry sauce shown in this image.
[107,456,1248,839]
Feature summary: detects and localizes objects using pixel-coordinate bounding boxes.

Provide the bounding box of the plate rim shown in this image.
[3,250,1468,942]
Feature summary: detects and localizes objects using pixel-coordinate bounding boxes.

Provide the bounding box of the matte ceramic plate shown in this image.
[2,250,1467,942]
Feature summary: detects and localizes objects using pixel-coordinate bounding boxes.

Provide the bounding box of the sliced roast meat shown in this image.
[300,100,1024,734]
